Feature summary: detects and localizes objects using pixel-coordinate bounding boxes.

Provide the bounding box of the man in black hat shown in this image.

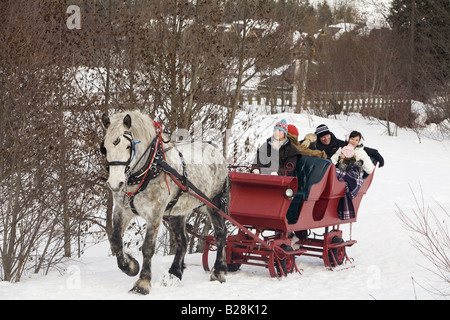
[315,124,385,167]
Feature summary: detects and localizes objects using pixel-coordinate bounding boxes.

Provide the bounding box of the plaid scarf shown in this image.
[336,166,363,220]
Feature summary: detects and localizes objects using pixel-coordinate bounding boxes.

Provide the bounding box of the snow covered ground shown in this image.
[1,111,449,301]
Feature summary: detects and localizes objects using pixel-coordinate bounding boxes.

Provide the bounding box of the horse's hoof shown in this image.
[129,286,149,295]
[161,274,182,287]
[129,279,150,295]
[118,253,140,277]
[126,256,140,277]
[168,266,183,280]
[210,270,226,283]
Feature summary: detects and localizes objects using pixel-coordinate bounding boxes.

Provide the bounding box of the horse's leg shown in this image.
[208,177,230,282]
[208,208,227,283]
[130,212,163,295]
[168,215,187,280]
[110,207,139,277]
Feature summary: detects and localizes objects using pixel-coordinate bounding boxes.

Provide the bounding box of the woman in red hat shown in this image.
[287,124,327,158]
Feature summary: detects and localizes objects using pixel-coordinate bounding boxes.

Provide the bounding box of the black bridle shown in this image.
[101,131,141,175]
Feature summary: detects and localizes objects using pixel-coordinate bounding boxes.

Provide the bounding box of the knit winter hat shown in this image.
[315,124,331,138]
[274,119,288,135]
[288,124,299,137]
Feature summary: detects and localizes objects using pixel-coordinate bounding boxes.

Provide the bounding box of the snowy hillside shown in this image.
[1,111,449,301]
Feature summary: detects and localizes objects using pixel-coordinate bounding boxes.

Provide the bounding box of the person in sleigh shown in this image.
[330,130,375,220]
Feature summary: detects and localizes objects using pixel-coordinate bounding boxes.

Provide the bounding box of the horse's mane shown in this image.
[105,110,156,146]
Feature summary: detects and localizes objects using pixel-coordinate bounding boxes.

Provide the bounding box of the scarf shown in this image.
[270,136,287,151]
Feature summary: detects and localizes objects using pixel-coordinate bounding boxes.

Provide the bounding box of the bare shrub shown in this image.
[396,188,450,298]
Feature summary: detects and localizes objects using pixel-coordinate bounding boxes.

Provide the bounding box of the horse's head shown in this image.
[101,111,154,193]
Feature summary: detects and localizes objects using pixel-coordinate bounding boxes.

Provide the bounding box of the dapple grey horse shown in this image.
[101,110,229,295]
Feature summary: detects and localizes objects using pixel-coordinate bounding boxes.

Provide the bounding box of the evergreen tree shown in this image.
[317,0,332,26]
[388,0,450,101]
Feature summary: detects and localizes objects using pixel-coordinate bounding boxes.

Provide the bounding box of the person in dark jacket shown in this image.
[253,119,301,176]
[287,124,327,159]
[315,124,385,167]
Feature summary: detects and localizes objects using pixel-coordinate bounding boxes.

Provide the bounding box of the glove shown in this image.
[374,152,384,168]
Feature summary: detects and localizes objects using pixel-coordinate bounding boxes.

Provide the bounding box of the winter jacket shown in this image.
[316,132,346,158]
[331,145,375,176]
[253,137,301,176]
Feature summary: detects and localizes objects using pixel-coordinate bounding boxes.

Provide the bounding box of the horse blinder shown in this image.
[100,140,107,156]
